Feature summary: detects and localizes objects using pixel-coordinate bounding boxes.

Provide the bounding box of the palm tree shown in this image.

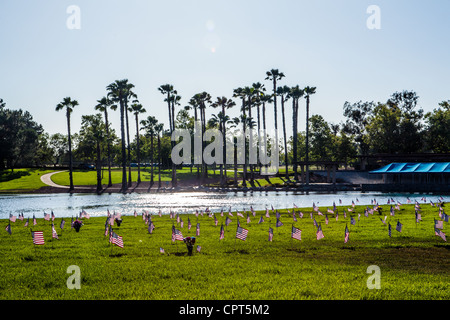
[185,97,200,179]
[232,87,248,186]
[194,92,212,182]
[141,115,159,187]
[259,93,273,177]
[289,86,304,181]
[265,69,285,145]
[130,102,146,184]
[211,96,235,187]
[158,84,177,187]
[107,79,130,192]
[277,85,291,180]
[155,123,164,189]
[124,84,137,187]
[55,97,78,191]
[303,86,317,186]
[251,82,265,173]
[95,96,114,187]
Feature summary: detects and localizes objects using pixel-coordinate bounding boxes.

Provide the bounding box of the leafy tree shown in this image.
[424,101,450,153]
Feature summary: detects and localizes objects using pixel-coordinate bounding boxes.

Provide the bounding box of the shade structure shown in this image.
[370,162,450,174]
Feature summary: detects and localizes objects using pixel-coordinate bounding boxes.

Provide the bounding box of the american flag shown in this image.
[434,219,444,229]
[33,215,37,226]
[196,223,200,236]
[214,214,218,226]
[109,228,124,248]
[44,212,50,221]
[188,218,192,230]
[396,220,402,233]
[276,218,283,227]
[148,221,155,234]
[268,227,273,242]
[9,214,16,223]
[335,211,339,221]
[172,225,184,242]
[225,216,232,226]
[415,211,422,223]
[388,223,392,237]
[344,225,349,243]
[325,214,329,225]
[293,212,297,222]
[246,214,251,224]
[51,211,55,221]
[19,213,24,221]
[24,218,29,227]
[60,218,65,230]
[160,247,165,254]
[390,206,395,216]
[237,210,244,218]
[435,227,447,242]
[265,208,270,218]
[316,224,324,240]
[219,224,225,240]
[258,215,264,224]
[180,218,184,228]
[32,231,45,245]
[235,226,249,241]
[291,226,302,241]
[5,223,11,235]
[196,245,201,253]
[52,223,58,239]
[350,216,356,225]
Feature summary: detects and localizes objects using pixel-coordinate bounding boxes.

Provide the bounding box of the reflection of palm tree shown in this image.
[55,97,78,191]
[212,96,235,187]
[95,97,114,187]
[185,97,200,180]
[130,102,146,184]
[304,86,316,186]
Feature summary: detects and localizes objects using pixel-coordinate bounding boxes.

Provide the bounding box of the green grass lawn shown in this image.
[0,168,57,191]
[0,203,448,300]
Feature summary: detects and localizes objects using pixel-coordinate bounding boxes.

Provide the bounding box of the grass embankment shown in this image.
[0,203,448,300]
[0,169,56,192]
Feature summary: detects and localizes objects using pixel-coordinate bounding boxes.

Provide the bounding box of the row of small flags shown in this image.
[5,197,447,247]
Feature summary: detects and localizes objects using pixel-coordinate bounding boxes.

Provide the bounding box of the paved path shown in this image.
[40,171,70,188]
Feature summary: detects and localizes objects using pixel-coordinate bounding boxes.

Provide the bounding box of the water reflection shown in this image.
[0,191,446,219]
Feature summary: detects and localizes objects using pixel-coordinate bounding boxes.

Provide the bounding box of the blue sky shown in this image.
[1,0,449,137]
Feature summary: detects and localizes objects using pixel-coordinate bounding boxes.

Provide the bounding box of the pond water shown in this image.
[0,191,446,220]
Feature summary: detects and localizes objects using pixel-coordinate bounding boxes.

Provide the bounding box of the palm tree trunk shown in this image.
[281,96,288,180]
[305,96,310,186]
[150,133,154,186]
[158,133,162,189]
[125,104,132,187]
[293,98,299,181]
[96,140,102,193]
[66,109,74,191]
[120,101,127,192]
[135,114,141,184]
[104,109,112,187]
[222,106,226,187]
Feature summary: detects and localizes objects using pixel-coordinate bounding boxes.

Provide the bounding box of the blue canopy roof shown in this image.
[370,162,450,174]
